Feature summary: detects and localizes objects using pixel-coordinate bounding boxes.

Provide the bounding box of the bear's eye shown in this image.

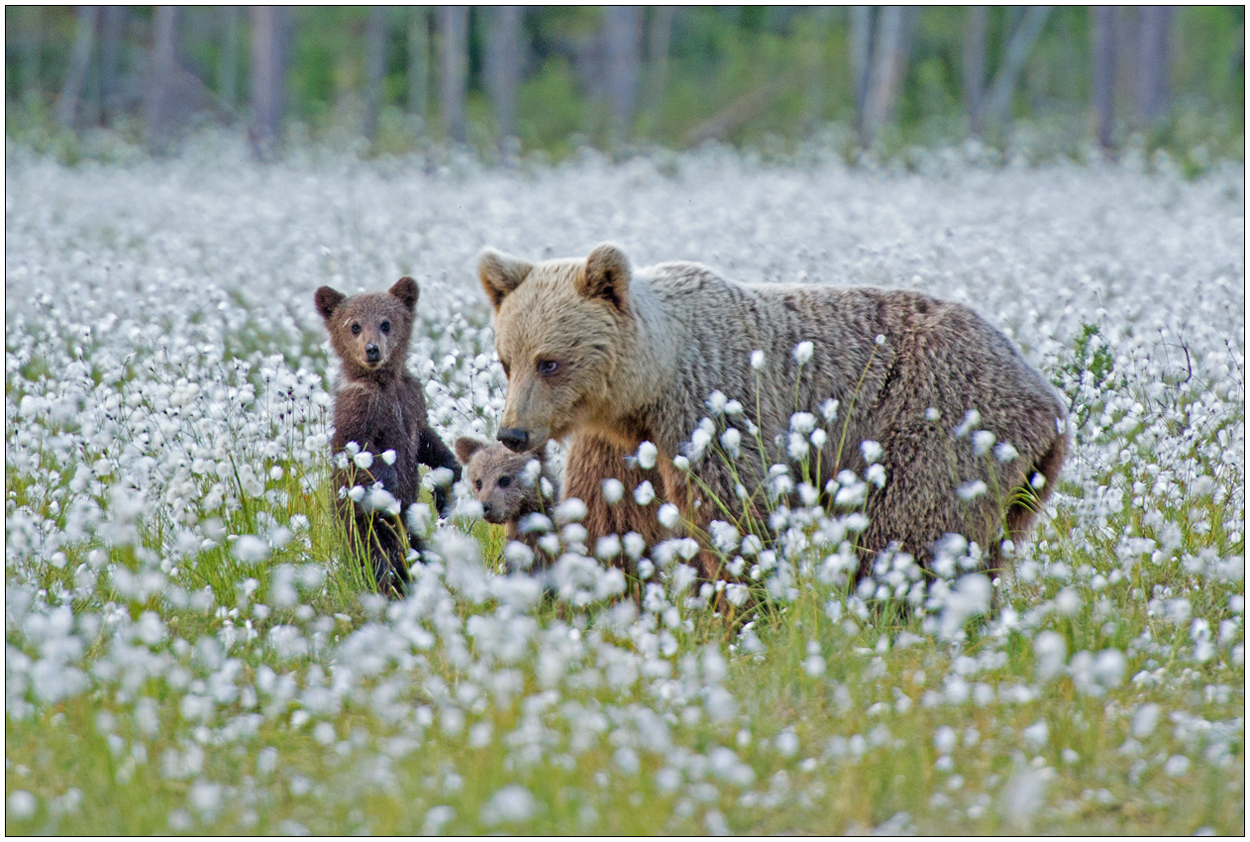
[536,359,559,376]
[500,360,511,378]
[351,323,361,335]
[380,320,390,334]
[497,475,512,488]
[474,479,482,491]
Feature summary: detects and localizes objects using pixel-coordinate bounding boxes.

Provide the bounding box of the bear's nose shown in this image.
[481,502,492,516]
[497,427,528,452]
[365,343,381,362]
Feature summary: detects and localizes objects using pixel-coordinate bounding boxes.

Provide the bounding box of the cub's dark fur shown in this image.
[315,277,459,595]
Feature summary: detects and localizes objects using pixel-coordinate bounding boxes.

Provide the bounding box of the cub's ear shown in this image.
[315,286,346,322]
[477,248,533,310]
[389,276,420,311]
[454,436,488,465]
[580,242,631,312]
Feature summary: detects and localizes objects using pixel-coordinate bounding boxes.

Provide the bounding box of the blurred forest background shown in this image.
[4,6,1244,170]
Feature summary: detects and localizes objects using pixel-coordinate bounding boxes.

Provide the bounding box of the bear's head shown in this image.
[454,436,548,524]
[315,277,419,379]
[477,243,632,451]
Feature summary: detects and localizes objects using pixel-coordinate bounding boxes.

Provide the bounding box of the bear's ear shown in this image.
[454,436,487,465]
[389,276,420,311]
[580,243,631,312]
[315,286,346,322]
[478,248,533,310]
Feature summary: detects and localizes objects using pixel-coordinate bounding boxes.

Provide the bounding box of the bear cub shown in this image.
[455,437,559,572]
[315,277,460,595]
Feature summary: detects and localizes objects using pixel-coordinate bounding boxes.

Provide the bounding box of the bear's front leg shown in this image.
[563,433,668,571]
[417,427,461,517]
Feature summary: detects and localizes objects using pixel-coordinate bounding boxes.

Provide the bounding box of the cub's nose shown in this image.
[481,502,493,516]
[365,343,381,362]
[497,427,529,452]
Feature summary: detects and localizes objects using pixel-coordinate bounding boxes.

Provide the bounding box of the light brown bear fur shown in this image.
[477,243,1067,585]
[454,436,560,570]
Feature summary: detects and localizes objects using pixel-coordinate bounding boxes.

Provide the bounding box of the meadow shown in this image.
[4,137,1244,834]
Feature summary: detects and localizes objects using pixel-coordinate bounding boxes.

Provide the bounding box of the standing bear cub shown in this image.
[455,437,560,571]
[315,277,460,596]
[477,243,1067,587]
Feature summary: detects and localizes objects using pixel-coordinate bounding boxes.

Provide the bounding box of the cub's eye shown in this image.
[380,320,390,333]
[500,360,511,378]
[497,475,512,488]
[351,323,361,335]
[537,359,559,376]
[474,479,482,491]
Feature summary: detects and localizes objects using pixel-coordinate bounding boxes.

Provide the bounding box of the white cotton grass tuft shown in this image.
[601,478,625,504]
[793,341,814,365]
[637,441,658,470]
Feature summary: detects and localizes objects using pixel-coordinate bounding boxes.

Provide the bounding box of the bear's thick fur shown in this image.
[316,277,460,595]
[455,437,560,570]
[477,243,1067,584]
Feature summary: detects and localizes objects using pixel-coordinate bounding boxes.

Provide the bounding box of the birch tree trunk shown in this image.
[963,6,988,136]
[439,6,469,143]
[55,6,98,127]
[604,6,643,145]
[19,7,42,108]
[641,6,674,136]
[802,7,833,137]
[364,7,387,142]
[98,6,125,125]
[1137,6,1173,126]
[860,6,912,147]
[982,6,1052,131]
[219,6,241,111]
[249,6,286,158]
[146,6,179,152]
[849,6,874,124]
[486,6,523,149]
[1092,6,1116,151]
[408,8,430,128]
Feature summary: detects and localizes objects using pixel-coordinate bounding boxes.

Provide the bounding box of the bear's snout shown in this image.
[365,343,381,363]
[497,427,529,452]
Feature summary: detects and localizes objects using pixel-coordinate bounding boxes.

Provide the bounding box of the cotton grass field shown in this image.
[5,139,1244,834]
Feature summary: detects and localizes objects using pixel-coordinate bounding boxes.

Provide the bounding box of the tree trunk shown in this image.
[486,6,523,149]
[219,6,241,111]
[860,6,908,147]
[408,7,431,127]
[55,6,98,127]
[849,6,874,125]
[365,7,387,142]
[963,6,988,135]
[802,7,834,136]
[982,6,1052,131]
[249,6,286,159]
[438,6,469,143]
[1092,6,1116,151]
[1137,6,1173,126]
[146,6,179,152]
[19,7,42,108]
[97,6,125,125]
[604,6,643,145]
[641,6,674,136]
